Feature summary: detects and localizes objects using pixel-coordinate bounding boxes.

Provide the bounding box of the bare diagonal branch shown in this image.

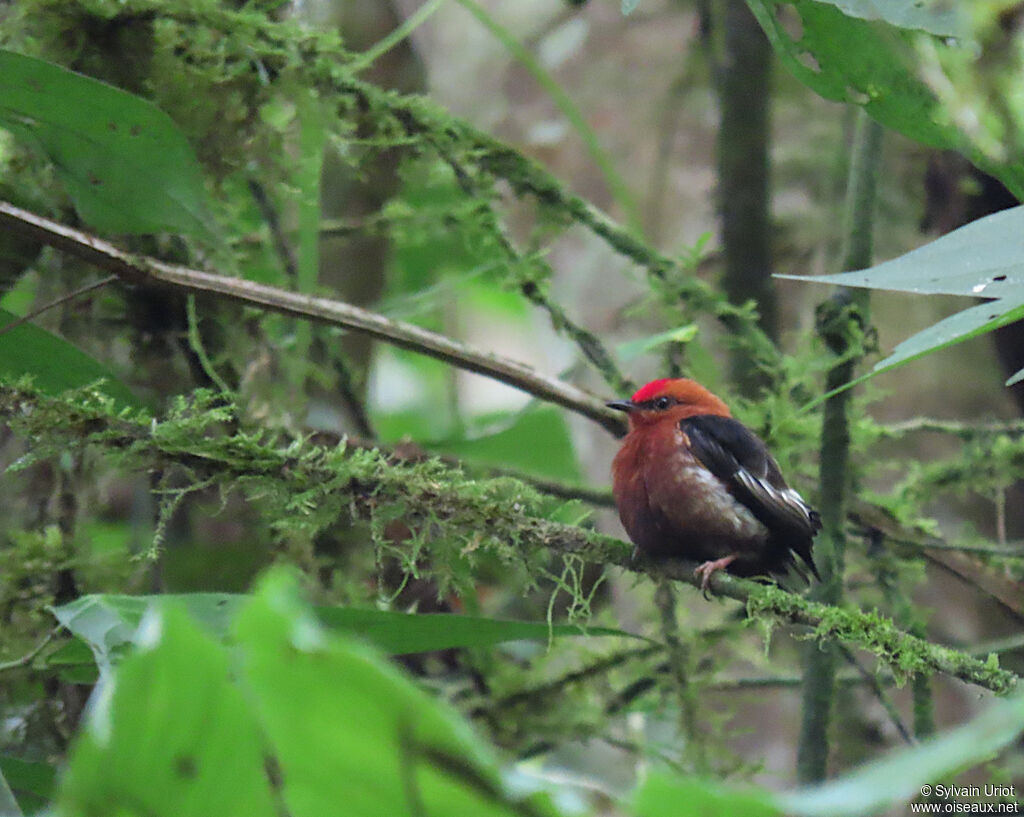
[0,200,626,437]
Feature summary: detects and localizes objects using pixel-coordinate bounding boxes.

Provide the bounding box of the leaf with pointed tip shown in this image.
[777,206,1024,386]
[777,206,1024,298]
[872,295,1024,382]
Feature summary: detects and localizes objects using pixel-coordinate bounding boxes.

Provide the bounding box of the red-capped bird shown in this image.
[608,378,820,590]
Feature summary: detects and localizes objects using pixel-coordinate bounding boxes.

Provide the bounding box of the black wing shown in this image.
[680,414,820,577]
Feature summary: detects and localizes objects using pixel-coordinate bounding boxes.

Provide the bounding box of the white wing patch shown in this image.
[734,468,817,532]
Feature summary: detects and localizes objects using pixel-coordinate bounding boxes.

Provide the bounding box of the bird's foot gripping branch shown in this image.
[0,383,1017,696]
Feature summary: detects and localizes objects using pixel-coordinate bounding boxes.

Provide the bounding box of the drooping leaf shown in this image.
[0,49,213,237]
[0,308,141,410]
[56,606,277,817]
[51,592,637,673]
[232,570,563,817]
[745,2,1024,197]
[777,206,1024,385]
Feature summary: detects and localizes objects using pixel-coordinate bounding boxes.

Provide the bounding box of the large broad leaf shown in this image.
[745,2,1024,198]
[777,206,1024,385]
[51,592,636,674]
[53,571,566,817]
[0,309,141,410]
[55,606,278,817]
[233,570,562,817]
[0,50,212,237]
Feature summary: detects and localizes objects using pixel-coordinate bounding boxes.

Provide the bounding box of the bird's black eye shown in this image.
[654,396,672,410]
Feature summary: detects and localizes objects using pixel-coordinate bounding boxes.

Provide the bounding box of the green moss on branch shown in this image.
[0,384,1017,695]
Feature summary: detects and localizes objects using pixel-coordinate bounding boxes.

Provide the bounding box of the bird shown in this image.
[607,377,820,591]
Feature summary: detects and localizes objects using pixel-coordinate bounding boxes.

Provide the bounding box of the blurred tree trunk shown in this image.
[296,0,427,435]
[713,0,775,387]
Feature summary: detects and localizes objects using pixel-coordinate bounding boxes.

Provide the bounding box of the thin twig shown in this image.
[838,645,913,745]
[433,149,633,395]
[0,200,626,437]
[878,417,1024,438]
[0,275,118,337]
[247,178,298,285]
[0,628,59,673]
[185,295,234,395]
[481,643,662,714]
[654,579,705,772]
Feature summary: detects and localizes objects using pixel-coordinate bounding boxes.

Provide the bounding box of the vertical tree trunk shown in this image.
[715,0,775,387]
[798,111,883,783]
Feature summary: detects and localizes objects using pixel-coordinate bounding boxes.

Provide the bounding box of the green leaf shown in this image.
[428,405,582,483]
[43,638,100,684]
[56,606,277,817]
[781,691,1024,816]
[811,0,964,37]
[745,2,1024,197]
[314,607,635,654]
[633,774,781,817]
[780,206,1024,298]
[0,755,56,815]
[777,207,1024,385]
[50,594,237,675]
[51,592,637,670]
[0,764,24,817]
[233,569,562,817]
[873,297,1024,382]
[0,49,212,237]
[0,308,141,410]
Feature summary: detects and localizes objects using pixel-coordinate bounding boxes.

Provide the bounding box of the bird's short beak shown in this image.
[606,400,635,413]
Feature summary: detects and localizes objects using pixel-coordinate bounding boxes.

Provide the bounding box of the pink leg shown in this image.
[694,554,738,593]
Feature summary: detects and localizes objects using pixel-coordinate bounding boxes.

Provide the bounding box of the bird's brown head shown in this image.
[606,377,731,430]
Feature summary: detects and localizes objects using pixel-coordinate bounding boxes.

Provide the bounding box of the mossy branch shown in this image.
[0,384,1017,696]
